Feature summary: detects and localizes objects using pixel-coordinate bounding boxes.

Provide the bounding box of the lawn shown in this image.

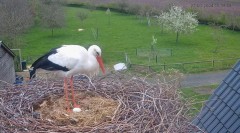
[180,85,218,116]
[21,6,240,69]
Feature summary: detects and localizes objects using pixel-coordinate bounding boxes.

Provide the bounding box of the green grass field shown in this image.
[21,6,240,70]
[19,6,229,116]
[181,85,218,116]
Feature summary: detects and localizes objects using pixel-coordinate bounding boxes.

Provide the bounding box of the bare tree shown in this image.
[39,0,65,37]
[106,8,111,25]
[210,23,226,53]
[117,0,128,12]
[137,5,152,24]
[77,10,89,27]
[86,0,97,12]
[0,0,34,48]
[226,14,240,31]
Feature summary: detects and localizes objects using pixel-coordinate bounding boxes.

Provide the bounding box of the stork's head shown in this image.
[88,45,105,74]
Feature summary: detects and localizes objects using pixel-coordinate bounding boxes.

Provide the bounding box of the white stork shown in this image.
[30,45,105,112]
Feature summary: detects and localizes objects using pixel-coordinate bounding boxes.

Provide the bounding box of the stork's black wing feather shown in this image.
[30,46,69,79]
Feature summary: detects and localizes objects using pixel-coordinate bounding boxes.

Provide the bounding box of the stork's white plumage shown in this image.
[30,45,105,112]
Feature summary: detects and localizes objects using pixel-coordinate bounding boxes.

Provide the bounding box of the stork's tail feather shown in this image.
[29,68,36,79]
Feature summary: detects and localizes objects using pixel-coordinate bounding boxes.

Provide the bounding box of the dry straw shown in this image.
[0,71,201,132]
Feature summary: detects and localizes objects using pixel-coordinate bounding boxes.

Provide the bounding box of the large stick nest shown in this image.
[0,71,201,133]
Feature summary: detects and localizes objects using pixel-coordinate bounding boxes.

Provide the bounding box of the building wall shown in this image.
[0,47,15,84]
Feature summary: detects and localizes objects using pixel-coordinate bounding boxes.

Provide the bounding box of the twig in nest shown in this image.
[0,72,201,133]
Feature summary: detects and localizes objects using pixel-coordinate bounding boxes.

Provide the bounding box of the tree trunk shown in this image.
[161,23,164,33]
[108,16,110,25]
[52,29,54,37]
[233,25,235,31]
[176,31,179,44]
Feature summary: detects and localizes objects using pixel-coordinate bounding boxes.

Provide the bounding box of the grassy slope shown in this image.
[180,85,218,116]
[21,7,240,68]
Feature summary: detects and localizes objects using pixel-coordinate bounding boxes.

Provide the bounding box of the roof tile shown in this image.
[193,60,240,132]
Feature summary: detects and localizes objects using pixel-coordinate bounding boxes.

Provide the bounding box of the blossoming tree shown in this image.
[158,6,198,43]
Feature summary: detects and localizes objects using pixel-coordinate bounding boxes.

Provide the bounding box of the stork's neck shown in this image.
[88,46,95,56]
[84,53,99,77]
[88,51,95,57]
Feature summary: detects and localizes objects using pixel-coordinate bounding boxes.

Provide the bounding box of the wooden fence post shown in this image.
[163,62,166,70]
[182,63,185,72]
[212,59,215,67]
[125,52,128,63]
[129,63,132,68]
[156,55,157,63]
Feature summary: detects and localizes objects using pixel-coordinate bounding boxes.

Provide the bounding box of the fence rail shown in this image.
[136,48,172,58]
[129,58,240,73]
[24,51,239,74]
[11,49,22,71]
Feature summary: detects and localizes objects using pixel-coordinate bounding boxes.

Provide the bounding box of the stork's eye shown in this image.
[96,52,99,56]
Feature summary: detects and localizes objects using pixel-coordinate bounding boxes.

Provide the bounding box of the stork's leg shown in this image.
[64,78,71,112]
[70,76,80,108]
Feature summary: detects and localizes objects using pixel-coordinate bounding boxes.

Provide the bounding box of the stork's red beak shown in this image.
[96,56,105,74]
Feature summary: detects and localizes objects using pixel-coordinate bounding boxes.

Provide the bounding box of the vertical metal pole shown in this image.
[96,28,98,40]
[156,55,157,63]
[11,49,22,71]
[164,62,166,70]
[125,52,128,63]
[19,49,22,71]
[182,63,185,72]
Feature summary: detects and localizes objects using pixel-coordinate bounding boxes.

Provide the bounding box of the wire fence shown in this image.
[129,58,240,73]
[26,56,40,66]
[24,51,129,69]
[103,51,128,65]
[23,50,239,74]
[136,48,172,58]
[11,49,22,71]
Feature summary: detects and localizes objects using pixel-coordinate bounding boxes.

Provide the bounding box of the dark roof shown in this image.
[0,41,15,57]
[192,60,240,133]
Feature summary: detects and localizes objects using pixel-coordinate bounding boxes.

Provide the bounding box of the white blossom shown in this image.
[158,6,198,43]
